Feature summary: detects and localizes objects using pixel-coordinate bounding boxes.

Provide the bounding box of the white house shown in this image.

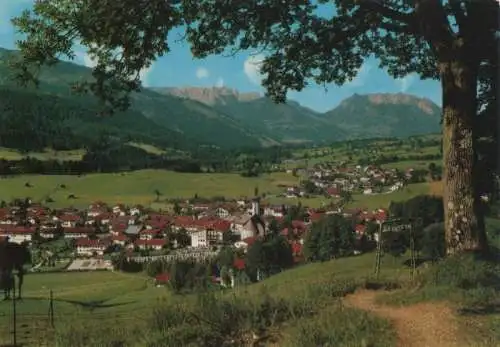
[64,227,94,239]
[191,229,223,248]
[0,226,34,244]
[134,238,166,250]
[75,238,111,256]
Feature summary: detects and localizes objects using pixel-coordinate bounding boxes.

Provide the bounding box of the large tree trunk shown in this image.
[441,60,488,255]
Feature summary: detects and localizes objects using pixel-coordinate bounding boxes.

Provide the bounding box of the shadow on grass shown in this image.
[57,298,136,311]
[362,280,401,291]
[459,303,500,316]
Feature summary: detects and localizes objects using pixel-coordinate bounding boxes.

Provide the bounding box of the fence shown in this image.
[0,280,55,347]
[130,250,219,263]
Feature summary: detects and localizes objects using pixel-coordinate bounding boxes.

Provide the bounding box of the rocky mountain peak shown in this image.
[158,87,262,105]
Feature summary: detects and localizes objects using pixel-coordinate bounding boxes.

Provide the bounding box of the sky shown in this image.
[0,1,442,112]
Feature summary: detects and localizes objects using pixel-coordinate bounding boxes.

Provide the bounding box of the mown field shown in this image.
[0,143,183,161]
[288,135,441,171]
[0,169,301,208]
[264,182,434,210]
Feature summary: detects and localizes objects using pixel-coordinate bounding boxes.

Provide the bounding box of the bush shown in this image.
[382,252,500,309]
[423,253,500,291]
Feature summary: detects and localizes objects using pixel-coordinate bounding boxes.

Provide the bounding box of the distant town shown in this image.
[0,164,411,274]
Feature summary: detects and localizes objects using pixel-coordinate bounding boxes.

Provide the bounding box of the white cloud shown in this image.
[243,54,265,85]
[196,67,210,79]
[345,63,372,87]
[395,74,417,92]
[215,77,224,88]
[83,53,97,68]
[139,67,153,87]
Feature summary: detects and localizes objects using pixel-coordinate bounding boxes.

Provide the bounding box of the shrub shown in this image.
[285,303,396,347]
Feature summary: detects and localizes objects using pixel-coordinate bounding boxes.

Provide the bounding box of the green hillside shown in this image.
[0,47,442,151]
[323,93,442,138]
[0,87,196,152]
[0,48,267,150]
[157,87,442,142]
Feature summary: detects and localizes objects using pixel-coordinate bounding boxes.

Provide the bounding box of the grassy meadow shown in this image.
[0,147,85,161]
[347,182,434,210]
[0,253,403,346]
[0,169,301,208]
[1,246,498,346]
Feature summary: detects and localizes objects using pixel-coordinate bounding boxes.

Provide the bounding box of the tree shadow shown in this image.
[0,297,135,312]
[458,302,500,316]
[362,280,401,291]
[56,298,135,311]
[402,257,429,268]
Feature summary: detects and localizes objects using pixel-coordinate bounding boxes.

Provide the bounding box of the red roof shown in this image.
[326,187,340,196]
[233,258,245,270]
[0,226,36,234]
[309,212,325,222]
[355,224,366,233]
[75,238,110,248]
[63,227,94,234]
[140,228,161,235]
[291,242,302,255]
[112,233,128,241]
[375,209,388,222]
[135,239,167,247]
[59,214,81,222]
[242,236,257,246]
[172,216,230,232]
[155,273,170,283]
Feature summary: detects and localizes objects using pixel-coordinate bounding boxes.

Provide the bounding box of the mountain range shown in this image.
[0,47,442,152]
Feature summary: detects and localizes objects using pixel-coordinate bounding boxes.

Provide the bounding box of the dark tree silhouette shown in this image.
[0,241,31,300]
[10,1,498,255]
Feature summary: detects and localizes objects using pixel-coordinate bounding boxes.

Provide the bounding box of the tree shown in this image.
[173,202,182,215]
[217,246,235,269]
[305,215,355,262]
[174,228,191,248]
[153,189,162,203]
[245,239,267,281]
[11,1,498,255]
[266,219,280,238]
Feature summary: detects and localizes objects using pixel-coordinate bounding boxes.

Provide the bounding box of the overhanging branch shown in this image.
[355,0,418,35]
[356,0,414,24]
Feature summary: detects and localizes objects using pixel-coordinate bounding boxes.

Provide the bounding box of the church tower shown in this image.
[251,197,261,216]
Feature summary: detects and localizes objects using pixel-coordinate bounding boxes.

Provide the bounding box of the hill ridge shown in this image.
[0,46,442,149]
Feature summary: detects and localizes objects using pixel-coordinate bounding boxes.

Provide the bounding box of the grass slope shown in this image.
[0,253,402,346]
[2,246,497,346]
[0,170,300,208]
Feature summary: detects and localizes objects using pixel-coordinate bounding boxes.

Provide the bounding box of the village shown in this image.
[0,163,425,282]
[282,163,416,199]
[0,171,394,271]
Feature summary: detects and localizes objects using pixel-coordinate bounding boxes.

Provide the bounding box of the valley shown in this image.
[0,47,442,153]
[0,43,495,347]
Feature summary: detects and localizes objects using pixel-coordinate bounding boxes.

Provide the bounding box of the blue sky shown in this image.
[0,0,441,112]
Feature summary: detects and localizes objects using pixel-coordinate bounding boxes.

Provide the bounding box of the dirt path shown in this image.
[344,290,464,347]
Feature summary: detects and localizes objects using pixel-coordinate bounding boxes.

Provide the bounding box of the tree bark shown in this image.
[441,59,488,255]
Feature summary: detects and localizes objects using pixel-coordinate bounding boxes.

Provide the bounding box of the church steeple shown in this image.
[251,197,261,217]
